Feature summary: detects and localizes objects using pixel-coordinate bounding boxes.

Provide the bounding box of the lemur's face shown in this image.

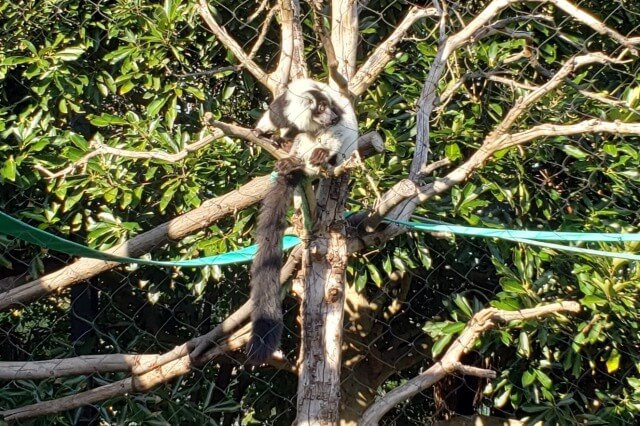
[308,90,342,127]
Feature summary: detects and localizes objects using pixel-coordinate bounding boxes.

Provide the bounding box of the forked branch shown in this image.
[350,6,438,96]
[361,301,582,424]
[196,0,273,91]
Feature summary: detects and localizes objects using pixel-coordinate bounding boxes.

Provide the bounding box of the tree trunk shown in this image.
[294,174,350,425]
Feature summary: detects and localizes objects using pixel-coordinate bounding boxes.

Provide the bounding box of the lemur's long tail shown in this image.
[247,171,303,364]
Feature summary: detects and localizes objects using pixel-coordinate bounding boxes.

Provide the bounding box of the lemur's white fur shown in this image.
[255,78,340,140]
[290,83,358,175]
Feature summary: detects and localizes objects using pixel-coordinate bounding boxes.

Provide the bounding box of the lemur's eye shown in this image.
[317,102,326,112]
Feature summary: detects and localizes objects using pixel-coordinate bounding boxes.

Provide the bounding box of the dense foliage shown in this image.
[1,0,640,424]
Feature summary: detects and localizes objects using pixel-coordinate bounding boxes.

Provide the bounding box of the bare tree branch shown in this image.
[361,301,582,425]
[0,328,249,422]
[172,65,240,78]
[0,174,273,310]
[35,119,283,179]
[497,120,640,152]
[247,5,277,60]
[331,0,359,83]
[547,0,640,50]
[492,53,622,136]
[0,354,164,380]
[203,114,287,159]
[416,118,640,204]
[349,6,438,96]
[247,0,270,23]
[410,0,517,180]
[272,0,297,90]
[196,0,274,91]
[309,0,350,96]
[290,3,307,79]
[34,131,222,179]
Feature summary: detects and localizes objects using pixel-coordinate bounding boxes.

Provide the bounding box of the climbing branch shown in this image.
[35,119,283,179]
[272,0,306,89]
[309,0,350,95]
[361,301,582,424]
[491,53,622,136]
[330,0,359,82]
[203,114,287,159]
[0,174,273,310]
[0,327,250,422]
[34,130,222,179]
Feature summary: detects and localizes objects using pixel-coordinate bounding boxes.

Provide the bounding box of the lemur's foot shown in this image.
[271,136,293,152]
[275,156,305,175]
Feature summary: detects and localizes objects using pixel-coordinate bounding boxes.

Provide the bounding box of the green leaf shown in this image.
[90,114,128,127]
[602,143,618,156]
[442,322,466,335]
[159,184,178,211]
[445,143,462,161]
[535,370,553,389]
[453,294,473,318]
[120,80,136,95]
[3,56,34,66]
[518,331,530,358]
[522,370,536,387]
[354,269,367,292]
[185,86,206,100]
[580,294,608,306]
[561,144,588,159]
[59,98,68,114]
[0,254,12,269]
[147,96,169,116]
[606,349,621,373]
[501,278,526,294]
[367,264,383,287]
[431,334,453,357]
[104,187,118,203]
[1,155,16,181]
[55,47,85,61]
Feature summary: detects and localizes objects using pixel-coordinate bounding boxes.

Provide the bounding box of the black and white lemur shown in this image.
[247,78,358,363]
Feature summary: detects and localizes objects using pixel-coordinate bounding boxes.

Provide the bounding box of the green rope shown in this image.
[1,210,639,267]
[0,211,299,267]
[384,217,640,261]
[384,217,640,242]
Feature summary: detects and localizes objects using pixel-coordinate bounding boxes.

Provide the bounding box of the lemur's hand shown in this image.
[275,156,305,175]
[309,148,329,166]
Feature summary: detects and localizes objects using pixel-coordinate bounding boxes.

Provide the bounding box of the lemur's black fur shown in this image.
[246,159,305,364]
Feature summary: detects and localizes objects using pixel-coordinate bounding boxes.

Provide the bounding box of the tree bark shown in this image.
[294,174,350,425]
